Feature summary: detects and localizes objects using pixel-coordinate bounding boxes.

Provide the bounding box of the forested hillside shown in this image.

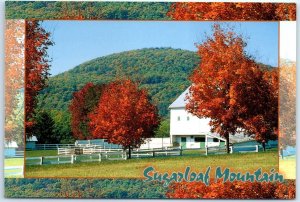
[35,48,274,143]
[35,48,199,143]
[5,178,167,198]
[37,48,200,117]
[5,1,171,20]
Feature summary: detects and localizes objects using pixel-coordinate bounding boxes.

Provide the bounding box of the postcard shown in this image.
[4,1,296,199]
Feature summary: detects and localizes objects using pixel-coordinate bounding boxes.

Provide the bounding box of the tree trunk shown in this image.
[225,133,230,154]
[128,146,131,159]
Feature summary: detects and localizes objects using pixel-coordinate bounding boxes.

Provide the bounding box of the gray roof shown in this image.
[5,140,18,148]
[27,136,38,142]
[169,87,190,109]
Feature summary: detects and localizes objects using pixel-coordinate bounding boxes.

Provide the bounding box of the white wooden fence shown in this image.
[206,145,259,155]
[206,146,227,155]
[26,151,128,165]
[34,144,75,150]
[132,147,182,157]
[4,166,24,177]
[26,146,182,166]
[230,145,259,153]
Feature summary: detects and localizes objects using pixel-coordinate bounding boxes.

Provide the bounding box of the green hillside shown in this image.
[6,1,171,20]
[37,48,200,118]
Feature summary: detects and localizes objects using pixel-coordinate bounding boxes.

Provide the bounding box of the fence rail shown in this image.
[230,145,259,153]
[4,166,24,177]
[132,147,182,158]
[26,144,76,151]
[28,143,124,151]
[5,151,24,158]
[206,145,260,155]
[26,147,182,166]
[206,146,227,155]
[26,151,127,166]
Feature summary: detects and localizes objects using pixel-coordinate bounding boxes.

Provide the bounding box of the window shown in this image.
[195,137,205,142]
[213,138,219,142]
[177,116,180,121]
[187,116,190,121]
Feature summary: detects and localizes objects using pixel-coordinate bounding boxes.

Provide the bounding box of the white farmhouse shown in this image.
[169,87,226,149]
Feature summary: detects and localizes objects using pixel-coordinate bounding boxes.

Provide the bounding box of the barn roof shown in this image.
[27,136,38,142]
[169,87,190,109]
[5,141,18,148]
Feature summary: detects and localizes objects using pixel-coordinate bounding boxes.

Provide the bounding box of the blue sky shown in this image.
[42,21,278,76]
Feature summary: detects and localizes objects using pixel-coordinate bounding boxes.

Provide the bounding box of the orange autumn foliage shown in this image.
[166,180,295,199]
[89,80,160,158]
[5,20,25,120]
[186,25,278,153]
[69,83,104,140]
[168,2,296,21]
[25,21,53,135]
[5,20,25,140]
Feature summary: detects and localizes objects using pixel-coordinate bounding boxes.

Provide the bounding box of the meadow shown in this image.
[4,158,24,178]
[25,150,278,178]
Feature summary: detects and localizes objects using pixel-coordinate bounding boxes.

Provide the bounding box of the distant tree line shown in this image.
[5,178,167,198]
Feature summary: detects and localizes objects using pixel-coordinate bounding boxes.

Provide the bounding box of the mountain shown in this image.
[6,2,171,20]
[37,48,200,118]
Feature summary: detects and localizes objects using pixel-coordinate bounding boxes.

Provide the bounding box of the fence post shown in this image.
[152,149,155,157]
[21,166,24,176]
[205,146,208,156]
[44,145,46,150]
[71,155,74,164]
[180,146,183,156]
[124,151,127,160]
[230,146,233,154]
[40,157,43,165]
[99,153,102,162]
[256,145,258,152]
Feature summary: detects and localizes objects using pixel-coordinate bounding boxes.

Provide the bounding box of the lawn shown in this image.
[25,150,278,178]
[26,150,57,157]
[5,158,24,178]
[5,158,24,167]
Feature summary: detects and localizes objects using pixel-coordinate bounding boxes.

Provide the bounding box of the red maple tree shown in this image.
[25,20,53,137]
[167,180,295,199]
[186,24,278,153]
[241,68,278,142]
[5,20,25,118]
[168,2,296,21]
[5,20,25,142]
[69,82,104,140]
[89,79,160,158]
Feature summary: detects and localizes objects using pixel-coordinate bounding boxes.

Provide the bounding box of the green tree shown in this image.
[155,119,170,137]
[32,111,57,144]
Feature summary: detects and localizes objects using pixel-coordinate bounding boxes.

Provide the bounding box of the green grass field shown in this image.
[5,158,24,167]
[25,150,278,178]
[26,150,57,157]
[5,158,24,178]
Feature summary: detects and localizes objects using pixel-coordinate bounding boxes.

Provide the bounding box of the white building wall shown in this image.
[139,138,171,149]
[206,137,221,147]
[170,108,211,137]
